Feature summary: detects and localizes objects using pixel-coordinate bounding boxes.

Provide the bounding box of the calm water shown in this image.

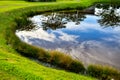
[16,4,120,69]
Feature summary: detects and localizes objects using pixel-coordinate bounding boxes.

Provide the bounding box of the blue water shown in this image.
[16,5,120,69]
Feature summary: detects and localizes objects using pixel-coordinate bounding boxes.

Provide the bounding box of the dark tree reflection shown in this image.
[96,4,120,28]
[41,11,86,30]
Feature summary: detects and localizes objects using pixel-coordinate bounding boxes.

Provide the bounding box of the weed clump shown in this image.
[49,51,85,73]
[68,60,85,73]
[87,65,120,80]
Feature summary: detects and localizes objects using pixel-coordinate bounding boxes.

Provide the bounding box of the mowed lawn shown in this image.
[0,0,102,13]
[0,1,52,12]
[0,0,115,12]
[0,1,80,12]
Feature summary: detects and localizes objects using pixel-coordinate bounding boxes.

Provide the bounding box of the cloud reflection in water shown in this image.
[16,6,120,69]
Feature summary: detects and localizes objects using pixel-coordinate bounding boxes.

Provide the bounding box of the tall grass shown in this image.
[87,65,120,80]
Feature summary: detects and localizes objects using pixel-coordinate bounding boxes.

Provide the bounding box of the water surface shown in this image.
[16,4,120,69]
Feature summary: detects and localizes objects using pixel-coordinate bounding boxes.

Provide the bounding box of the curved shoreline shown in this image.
[0,1,120,79]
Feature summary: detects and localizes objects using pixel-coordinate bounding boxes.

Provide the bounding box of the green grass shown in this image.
[0,1,84,13]
[0,1,51,12]
[0,0,119,13]
[0,69,20,80]
[0,0,120,80]
[0,48,95,80]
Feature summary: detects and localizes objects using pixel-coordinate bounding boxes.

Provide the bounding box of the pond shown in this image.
[16,4,120,69]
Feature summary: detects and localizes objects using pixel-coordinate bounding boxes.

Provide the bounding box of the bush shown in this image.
[87,65,120,80]
[49,51,63,65]
[38,49,51,62]
[15,17,35,31]
[68,60,85,73]
[58,53,73,69]
[49,51,85,73]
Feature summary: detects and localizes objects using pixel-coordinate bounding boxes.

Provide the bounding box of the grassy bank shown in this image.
[0,0,120,80]
[0,47,95,80]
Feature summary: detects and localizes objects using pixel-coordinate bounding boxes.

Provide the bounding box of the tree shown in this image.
[96,4,120,28]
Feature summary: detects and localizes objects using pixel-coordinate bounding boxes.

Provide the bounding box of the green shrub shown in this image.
[15,16,35,31]
[49,51,85,73]
[87,65,120,80]
[68,60,85,73]
[17,43,39,58]
[38,50,51,62]
[58,54,73,69]
[49,51,70,69]
[49,51,63,65]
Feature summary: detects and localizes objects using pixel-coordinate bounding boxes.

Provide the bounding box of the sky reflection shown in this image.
[16,5,120,69]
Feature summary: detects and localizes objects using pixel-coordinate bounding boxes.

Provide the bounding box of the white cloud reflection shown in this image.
[16,12,120,69]
[16,28,79,44]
